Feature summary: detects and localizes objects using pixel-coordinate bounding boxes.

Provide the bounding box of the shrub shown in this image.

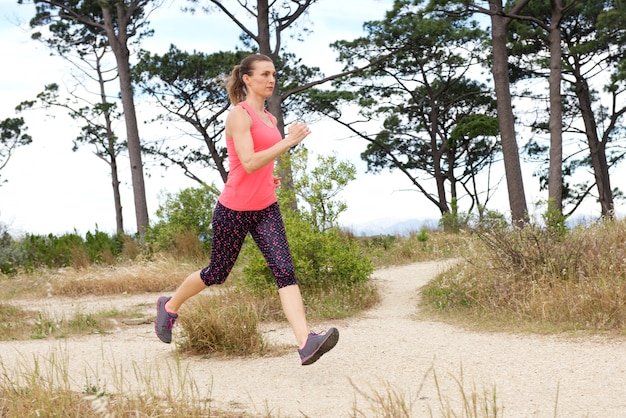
[147,184,220,256]
[84,230,124,265]
[422,218,626,332]
[0,224,22,275]
[241,209,374,306]
[177,290,266,356]
[0,227,130,271]
[16,232,84,269]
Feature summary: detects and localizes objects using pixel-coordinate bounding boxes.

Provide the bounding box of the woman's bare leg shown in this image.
[166,269,206,312]
[278,284,309,348]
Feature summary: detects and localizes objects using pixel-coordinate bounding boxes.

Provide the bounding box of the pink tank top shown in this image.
[218,102,282,211]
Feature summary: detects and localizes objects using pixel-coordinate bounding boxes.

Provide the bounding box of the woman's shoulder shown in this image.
[225,104,253,138]
[227,104,252,124]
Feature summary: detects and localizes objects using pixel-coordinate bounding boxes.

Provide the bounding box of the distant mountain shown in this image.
[340,218,440,236]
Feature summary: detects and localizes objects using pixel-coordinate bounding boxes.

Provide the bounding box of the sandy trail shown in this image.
[2,260,626,417]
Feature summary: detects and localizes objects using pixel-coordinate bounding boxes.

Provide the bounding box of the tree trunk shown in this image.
[574,75,614,217]
[257,0,298,210]
[429,105,448,214]
[96,56,125,235]
[547,0,564,214]
[102,3,149,238]
[110,152,124,235]
[489,0,529,226]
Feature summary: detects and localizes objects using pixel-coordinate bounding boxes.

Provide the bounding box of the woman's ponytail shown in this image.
[226,64,245,105]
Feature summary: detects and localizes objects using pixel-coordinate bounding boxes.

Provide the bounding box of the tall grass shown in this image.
[0,350,235,417]
[349,365,503,418]
[422,218,626,334]
[53,255,199,297]
[0,349,507,418]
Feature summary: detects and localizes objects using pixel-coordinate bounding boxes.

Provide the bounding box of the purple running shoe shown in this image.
[298,327,339,365]
[155,296,178,343]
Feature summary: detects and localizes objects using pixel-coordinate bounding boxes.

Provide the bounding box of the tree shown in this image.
[0,117,32,185]
[325,0,501,223]
[499,0,576,215]
[188,0,390,209]
[487,0,531,225]
[19,80,126,234]
[434,0,531,225]
[17,27,127,234]
[22,0,160,237]
[289,148,356,232]
[510,0,626,218]
[133,47,251,184]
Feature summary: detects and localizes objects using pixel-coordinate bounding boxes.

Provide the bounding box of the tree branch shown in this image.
[209,0,258,43]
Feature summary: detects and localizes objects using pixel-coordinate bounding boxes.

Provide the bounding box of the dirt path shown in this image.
[2,260,626,417]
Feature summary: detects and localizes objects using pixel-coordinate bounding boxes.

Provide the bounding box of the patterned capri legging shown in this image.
[199,201,297,289]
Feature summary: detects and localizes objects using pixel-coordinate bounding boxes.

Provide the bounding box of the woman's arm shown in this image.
[226,106,311,174]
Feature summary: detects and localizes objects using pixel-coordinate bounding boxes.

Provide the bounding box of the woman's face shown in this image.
[244,60,276,98]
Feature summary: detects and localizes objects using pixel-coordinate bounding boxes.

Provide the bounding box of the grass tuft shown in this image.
[422,218,626,334]
[177,289,267,357]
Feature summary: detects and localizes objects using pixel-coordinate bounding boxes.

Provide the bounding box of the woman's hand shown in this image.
[286,121,311,146]
[273,176,282,188]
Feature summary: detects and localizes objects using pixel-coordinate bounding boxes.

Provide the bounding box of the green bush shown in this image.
[84,230,124,264]
[147,184,220,254]
[241,209,374,296]
[0,225,22,274]
[2,228,126,271]
[16,232,83,269]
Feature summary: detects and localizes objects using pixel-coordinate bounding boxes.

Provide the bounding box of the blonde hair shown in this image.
[226,54,273,105]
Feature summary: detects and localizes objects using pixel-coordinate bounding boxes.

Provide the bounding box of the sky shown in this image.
[0,0,617,237]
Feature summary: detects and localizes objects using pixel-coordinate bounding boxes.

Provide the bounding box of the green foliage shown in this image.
[416,227,429,242]
[439,198,470,233]
[147,183,220,253]
[0,116,32,185]
[290,148,356,232]
[4,228,125,271]
[84,230,124,264]
[331,2,498,218]
[542,198,568,237]
[17,232,84,269]
[238,148,371,317]
[0,224,22,275]
[241,209,374,297]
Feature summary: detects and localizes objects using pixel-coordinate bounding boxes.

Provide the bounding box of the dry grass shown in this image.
[0,254,201,301]
[54,255,198,297]
[359,229,467,268]
[0,302,145,341]
[0,349,243,417]
[422,218,626,335]
[349,365,503,418]
[0,348,507,418]
[432,368,502,418]
[176,289,268,357]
